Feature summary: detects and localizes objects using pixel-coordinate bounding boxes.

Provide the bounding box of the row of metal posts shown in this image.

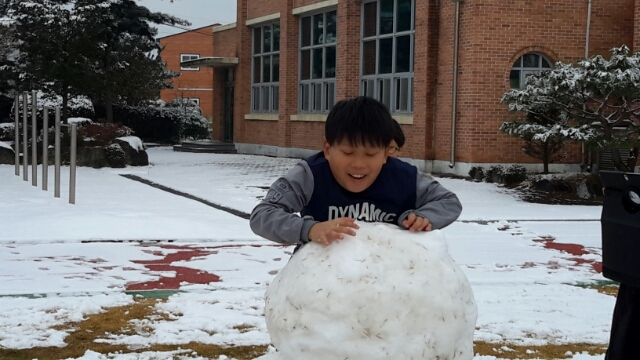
[13,91,77,204]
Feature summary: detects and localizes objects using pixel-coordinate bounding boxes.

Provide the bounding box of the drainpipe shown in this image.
[583,0,592,170]
[449,0,464,168]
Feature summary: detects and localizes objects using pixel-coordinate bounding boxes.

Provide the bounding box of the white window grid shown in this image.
[180,54,200,71]
[251,24,280,113]
[299,10,337,113]
[189,98,200,105]
[510,52,552,89]
[360,0,415,114]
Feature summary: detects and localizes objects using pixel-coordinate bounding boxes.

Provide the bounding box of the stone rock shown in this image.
[76,146,108,168]
[576,180,592,199]
[114,138,149,166]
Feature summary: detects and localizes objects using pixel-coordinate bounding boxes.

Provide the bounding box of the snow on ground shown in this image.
[0,147,614,359]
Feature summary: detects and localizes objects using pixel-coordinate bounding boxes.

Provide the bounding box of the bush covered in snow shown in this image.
[484,165,505,184]
[78,123,134,147]
[503,164,527,184]
[9,91,95,121]
[0,122,14,142]
[96,104,209,144]
[104,143,127,168]
[468,166,485,182]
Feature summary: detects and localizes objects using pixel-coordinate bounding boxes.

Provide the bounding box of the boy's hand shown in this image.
[403,213,432,232]
[308,218,359,246]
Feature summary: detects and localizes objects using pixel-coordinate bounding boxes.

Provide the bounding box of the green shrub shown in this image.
[484,165,505,183]
[95,104,209,144]
[105,143,127,168]
[503,164,528,184]
[468,166,485,181]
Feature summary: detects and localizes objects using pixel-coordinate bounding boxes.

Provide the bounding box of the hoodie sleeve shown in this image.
[249,161,317,245]
[398,172,462,229]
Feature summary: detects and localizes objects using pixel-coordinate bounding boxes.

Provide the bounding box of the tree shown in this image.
[499,110,569,174]
[7,0,86,120]
[74,0,188,122]
[501,46,640,172]
[5,0,187,122]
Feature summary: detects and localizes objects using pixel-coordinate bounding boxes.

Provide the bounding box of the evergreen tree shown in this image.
[501,46,640,172]
[7,0,85,121]
[5,0,187,122]
[74,0,187,122]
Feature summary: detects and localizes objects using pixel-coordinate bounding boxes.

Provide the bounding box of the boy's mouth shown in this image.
[349,174,366,179]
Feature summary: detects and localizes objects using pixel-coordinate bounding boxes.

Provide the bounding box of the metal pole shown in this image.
[42,107,49,191]
[31,90,37,186]
[14,93,19,176]
[54,106,61,198]
[69,124,77,204]
[22,91,28,181]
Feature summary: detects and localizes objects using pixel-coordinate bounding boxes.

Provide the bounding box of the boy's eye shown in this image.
[342,151,353,155]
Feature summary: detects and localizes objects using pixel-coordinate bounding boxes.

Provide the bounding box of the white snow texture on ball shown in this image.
[261,222,477,360]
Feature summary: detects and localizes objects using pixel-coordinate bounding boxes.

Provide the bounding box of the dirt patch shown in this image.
[0,297,610,360]
[473,341,607,359]
[0,298,267,360]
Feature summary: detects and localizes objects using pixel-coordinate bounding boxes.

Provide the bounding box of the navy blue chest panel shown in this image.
[300,152,417,224]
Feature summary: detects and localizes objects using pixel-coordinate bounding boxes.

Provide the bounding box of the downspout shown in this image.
[583,0,592,170]
[449,0,463,168]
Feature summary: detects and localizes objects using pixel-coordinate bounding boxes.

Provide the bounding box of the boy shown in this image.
[250,96,461,247]
[389,118,405,158]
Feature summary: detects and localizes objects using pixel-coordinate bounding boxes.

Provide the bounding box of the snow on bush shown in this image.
[12,91,94,120]
[484,165,505,184]
[0,122,14,141]
[105,143,126,168]
[503,164,527,184]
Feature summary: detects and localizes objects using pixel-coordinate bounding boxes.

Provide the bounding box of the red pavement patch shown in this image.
[533,237,602,273]
[126,244,290,291]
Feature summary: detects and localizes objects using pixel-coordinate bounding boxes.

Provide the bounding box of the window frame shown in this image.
[188,98,200,106]
[360,0,415,114]
[180,54,200,71]
[298,9,338,114]
[510,52,553,89]
[251,23,280,113]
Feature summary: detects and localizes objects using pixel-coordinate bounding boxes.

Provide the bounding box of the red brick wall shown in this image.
[435,0,633,165]
[635,0,640,52]
[248,0,278,20]
[221,0,637,170]
[160,25,216,122]
[235,0,252,143]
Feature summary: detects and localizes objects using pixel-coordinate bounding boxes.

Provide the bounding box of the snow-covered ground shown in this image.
[0,147,612,359]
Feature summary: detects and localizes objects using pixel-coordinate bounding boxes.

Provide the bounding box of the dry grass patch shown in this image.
[0,297,268,360]
[593,285,619,297]
[473,341,607,359]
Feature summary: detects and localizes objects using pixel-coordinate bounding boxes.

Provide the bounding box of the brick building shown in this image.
[159,24,219,122]
[187,0,639,175]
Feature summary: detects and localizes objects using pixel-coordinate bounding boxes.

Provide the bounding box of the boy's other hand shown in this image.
[403,213,432,232]
[309,218,359,246]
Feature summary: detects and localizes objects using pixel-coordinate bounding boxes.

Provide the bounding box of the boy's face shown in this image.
[323,139,388,193]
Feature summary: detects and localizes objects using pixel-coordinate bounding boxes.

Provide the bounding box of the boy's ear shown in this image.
[322,139,331,158]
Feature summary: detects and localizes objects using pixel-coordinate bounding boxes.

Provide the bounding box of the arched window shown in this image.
[510,52,552,89]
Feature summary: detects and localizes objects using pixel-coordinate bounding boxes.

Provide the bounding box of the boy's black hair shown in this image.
[325,96,394,148]
[391,119,405,148]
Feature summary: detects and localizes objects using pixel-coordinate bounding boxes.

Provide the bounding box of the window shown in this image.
[188,98,200,105]
[510,52,552,89]
[360,0,414,113]
[299,10,337,113]
[180,54,200,71]
[252,24,280,113]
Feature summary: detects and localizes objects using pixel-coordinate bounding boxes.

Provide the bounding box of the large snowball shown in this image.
[259,222,477,360]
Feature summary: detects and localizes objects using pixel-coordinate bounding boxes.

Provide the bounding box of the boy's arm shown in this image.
[249,162,317,245]
[398,172,462,229]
